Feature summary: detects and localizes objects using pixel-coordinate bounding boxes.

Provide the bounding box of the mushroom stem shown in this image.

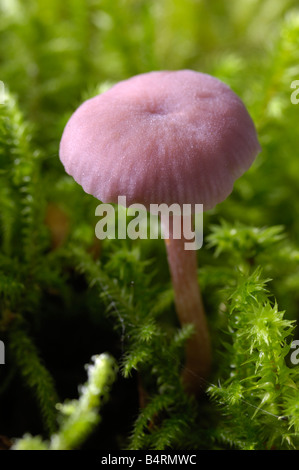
[161,214,211,396]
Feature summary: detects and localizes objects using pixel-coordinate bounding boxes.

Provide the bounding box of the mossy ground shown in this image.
[1,0,299,450]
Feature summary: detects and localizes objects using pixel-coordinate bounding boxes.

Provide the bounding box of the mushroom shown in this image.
[59,70,261,396]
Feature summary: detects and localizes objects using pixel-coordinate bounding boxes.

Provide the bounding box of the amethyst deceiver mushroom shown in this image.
[59,70,261,396]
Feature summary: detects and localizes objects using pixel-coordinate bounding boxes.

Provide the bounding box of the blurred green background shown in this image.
[1,0,299,450]
[1,0,299,230]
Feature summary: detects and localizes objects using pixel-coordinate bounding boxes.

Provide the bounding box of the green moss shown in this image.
[0,0,299,450]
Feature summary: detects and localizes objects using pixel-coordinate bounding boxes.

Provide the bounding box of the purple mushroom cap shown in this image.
[59,70,261,211]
